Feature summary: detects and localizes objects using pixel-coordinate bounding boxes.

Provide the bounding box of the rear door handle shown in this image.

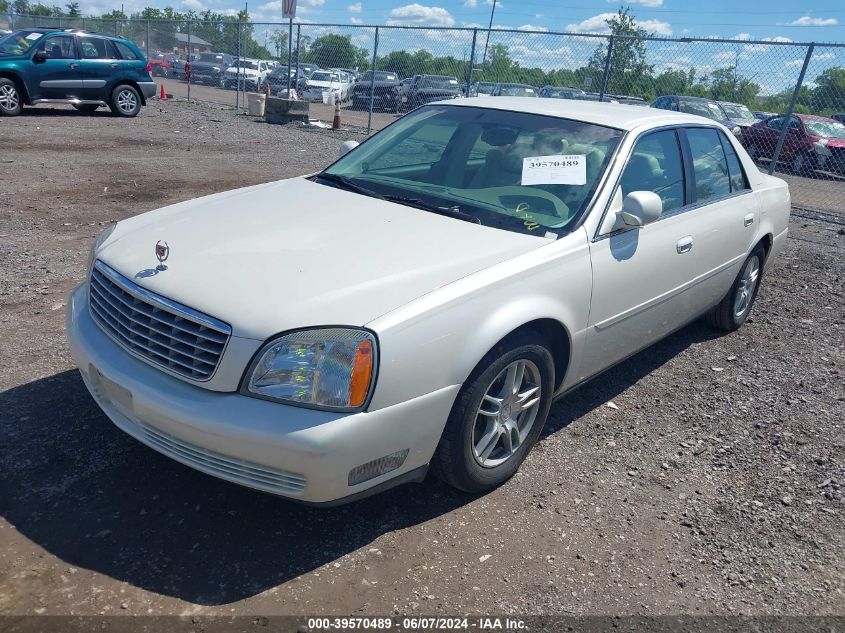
[744,213,754,227]
[677,236,694,254]
[68,63,79,69]
[110,63,119,68]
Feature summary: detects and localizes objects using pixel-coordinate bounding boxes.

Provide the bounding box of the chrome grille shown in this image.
[138,422,307,494]
[89,260,231,381]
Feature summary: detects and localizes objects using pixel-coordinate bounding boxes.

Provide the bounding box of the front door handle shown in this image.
[68,63,79,69]
[677,236,694,254]
[744,213,754,227]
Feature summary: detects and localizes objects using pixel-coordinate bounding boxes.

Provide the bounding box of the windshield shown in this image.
[476,83,496,95]
[199,54,225,62]
[311,71,339,82]
[804,119,845,139]
[0,30,45,55]
[679,100,728,121]
[362,71,397,82]
[499,85,537,97]
[420,77,458,90]
[720,103,755,121]
[320,105,623,237]
[234,60,260,70]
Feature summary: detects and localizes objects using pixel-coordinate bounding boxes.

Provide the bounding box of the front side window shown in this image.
[619,129,685,214]
[35,35,76,60]
[321,105,624,237]
[767,117,784,130]
[687,127,731,202]
[0,30,45,55]
[80,37,114,59]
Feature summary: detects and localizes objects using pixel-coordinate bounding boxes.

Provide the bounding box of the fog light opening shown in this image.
[348,449,410,486]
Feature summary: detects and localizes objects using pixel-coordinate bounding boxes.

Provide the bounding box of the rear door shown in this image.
[28,33,81,100]
[78,36,120,100]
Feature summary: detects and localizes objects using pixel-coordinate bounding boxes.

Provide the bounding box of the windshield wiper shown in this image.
[315,174,480,224]
[380,195,481,224]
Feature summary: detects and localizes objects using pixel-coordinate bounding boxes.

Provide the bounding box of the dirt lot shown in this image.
[1,100,844,620]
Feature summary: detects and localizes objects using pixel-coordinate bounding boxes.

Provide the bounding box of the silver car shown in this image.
[67,98,790,504]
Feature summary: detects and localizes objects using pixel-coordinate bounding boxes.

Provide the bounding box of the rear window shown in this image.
[114,41,139,60]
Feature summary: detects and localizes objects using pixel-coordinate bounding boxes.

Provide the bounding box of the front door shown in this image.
[28,34,81,101]
[580,128,703,381]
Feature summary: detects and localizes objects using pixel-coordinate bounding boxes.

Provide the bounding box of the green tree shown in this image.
[304,34,364,69]
[0,0,10,15]
[586,7,653,96]
[811,66,845,113]
[709,65,760,105]
[65,1,79,16]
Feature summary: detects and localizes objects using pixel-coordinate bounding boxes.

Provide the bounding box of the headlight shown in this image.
[243,328,377,411]
[87,224,116,272]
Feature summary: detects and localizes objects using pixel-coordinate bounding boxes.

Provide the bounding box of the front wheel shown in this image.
[433,333,554,492]
[109,84,141,118]
[792,151,816,177]
[705,245,766,332]
[0,78,22,116]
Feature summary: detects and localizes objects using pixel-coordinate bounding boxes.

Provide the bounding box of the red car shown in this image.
[149,52,179,78]
[742,113,845,176]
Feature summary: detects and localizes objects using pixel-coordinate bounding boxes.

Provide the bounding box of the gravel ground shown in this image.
[0,101,844,619]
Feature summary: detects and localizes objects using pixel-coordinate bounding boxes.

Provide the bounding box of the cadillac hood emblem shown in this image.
[155,240,170,270]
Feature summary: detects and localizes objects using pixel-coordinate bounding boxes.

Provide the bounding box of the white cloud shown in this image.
[303,0,325,5]
[386,4,455,27]
[181,0,203,9]
[348,2,362,13]
[608,0,663,6]
[565,12,671,36]
[786,16,838,27]
[517,24,548,32]
[463,0,477,7]
[350,16,363,24]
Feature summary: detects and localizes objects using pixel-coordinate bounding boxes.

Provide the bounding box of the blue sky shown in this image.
[73,0,844,42]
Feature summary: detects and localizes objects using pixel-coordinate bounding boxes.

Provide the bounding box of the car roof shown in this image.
[794,113,838,122]
[445,97,726,131]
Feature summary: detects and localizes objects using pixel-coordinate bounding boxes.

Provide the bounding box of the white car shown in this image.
[223,58,273,91]
[67,98,790,505]
[302,70,350,103]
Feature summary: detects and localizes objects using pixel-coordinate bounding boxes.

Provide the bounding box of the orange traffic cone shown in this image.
[159,83,167,100]
[332,99,341,130]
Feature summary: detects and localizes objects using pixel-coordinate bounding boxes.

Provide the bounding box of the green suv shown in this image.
[0,28,156,117]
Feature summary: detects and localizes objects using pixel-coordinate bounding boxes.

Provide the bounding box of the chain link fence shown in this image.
[2,13,845,214]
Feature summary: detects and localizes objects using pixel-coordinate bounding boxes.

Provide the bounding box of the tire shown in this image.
[72,103,100,113]
[433,332,555,493]
[109,84,141,118]
[705,244,766,332]
[792,151,815,177]
[0,77,22,116]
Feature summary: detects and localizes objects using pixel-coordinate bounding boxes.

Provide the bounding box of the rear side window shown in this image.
[686,127,731,202]
[619,129,685,214]
[80,37,115,59]
[114,41,139,60]
[718,132,749,193]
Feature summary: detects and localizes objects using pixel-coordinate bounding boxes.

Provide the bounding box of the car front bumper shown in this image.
[66,284,459,504]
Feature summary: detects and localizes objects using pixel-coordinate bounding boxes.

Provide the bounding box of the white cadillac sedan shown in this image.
[67,98,790,505]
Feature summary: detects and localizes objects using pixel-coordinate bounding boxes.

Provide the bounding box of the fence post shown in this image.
[236,22,241,111]
[187,21,191,101]
[145,20,150,60]
[295,24,301,71]
[599,36,614,101]
[769,43,815,175]
[367,26,380,135]
[466,28,478,93]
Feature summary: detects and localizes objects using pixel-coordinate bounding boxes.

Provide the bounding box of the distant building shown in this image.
[173,32,213,56]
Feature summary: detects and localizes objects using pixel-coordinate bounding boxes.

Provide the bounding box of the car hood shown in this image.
[817,137,845,148]
[97,177,547,340]
[306,80,341,90]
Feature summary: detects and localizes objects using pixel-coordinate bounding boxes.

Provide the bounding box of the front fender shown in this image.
[366,227,593,411]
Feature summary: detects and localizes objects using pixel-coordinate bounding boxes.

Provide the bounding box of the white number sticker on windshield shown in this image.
[26,32,43,40]
[521,154,587,186]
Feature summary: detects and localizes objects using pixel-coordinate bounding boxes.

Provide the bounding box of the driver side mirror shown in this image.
[33,50,49,63]
[339,140,359,158]
[621,191,663,227]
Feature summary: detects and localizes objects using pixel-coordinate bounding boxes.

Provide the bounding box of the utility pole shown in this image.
[481,0,497,65]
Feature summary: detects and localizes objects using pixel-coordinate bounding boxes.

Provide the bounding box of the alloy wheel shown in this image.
[116,89,137,114]
[733,255,760,319]
[0,84,19,112]
[472,359,542,468]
